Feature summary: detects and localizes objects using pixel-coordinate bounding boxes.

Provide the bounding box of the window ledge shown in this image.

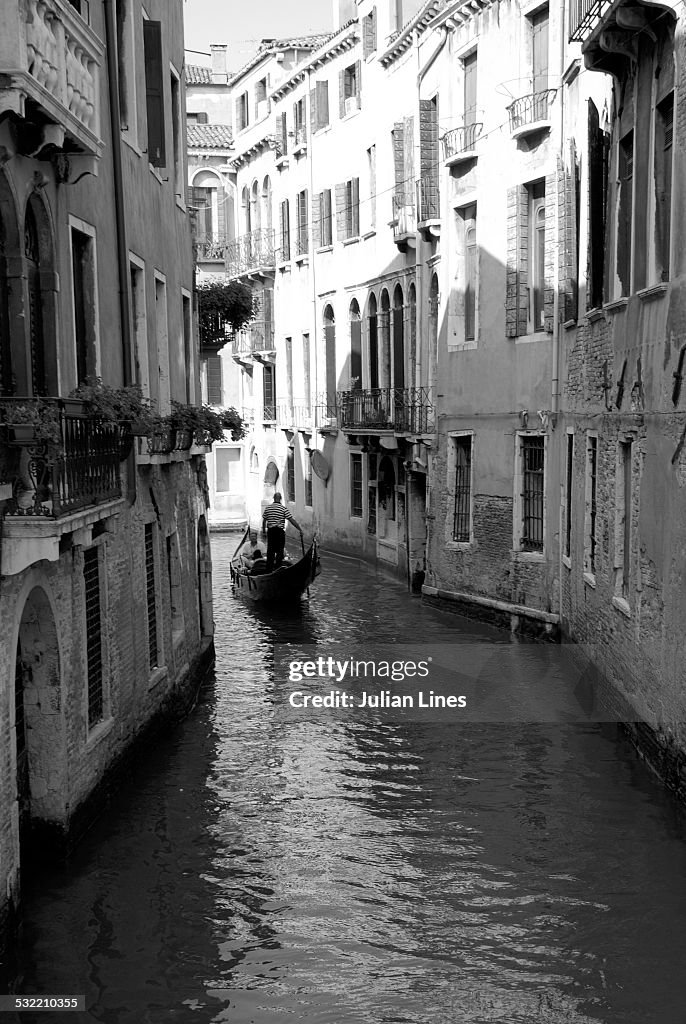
[342,235,360,246]
[515,330,548,345]
[513,549,545,561]
[316,244,333,254]
[275,155,290,171]
[314,123,331,136]
[637,282,668,302]
[447,340,478,352]
[149,164,165,185]
[86,716,115,752]
[603,297,629,314]
[446,540,475,551]
[277,260,292,273]
[293,143,308,157]
[362,229,376,240]
[149,665,169,691]
[583,571,596,589]
[342,107,361,122]
[121,133,142,157]
[612,594,631,617]
[294,253,310,266]
[562,554,572,570]
[586,307,606,323]
[564,318,577,330]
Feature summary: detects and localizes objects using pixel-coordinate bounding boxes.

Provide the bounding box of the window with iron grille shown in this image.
[585,435,598,575]
[84,546,104,728]
[521,435,544,552]
[145,523,159,671]
[452,436,472,542]
[350,453,363,517]
[286,447,296,502]
[263,363,276,420]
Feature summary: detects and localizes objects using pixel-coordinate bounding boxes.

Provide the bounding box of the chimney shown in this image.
[210,44,228,84]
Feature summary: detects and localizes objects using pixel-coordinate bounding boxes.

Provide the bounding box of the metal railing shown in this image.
[225,228,277,278]
[416,175,440,224]
[314,393,338,429]
[194,234,229,260]
[231,319,275,355]
[0,398,123,518]
[296,232,309,257]
[277,401,313,429]
[442,123,483,160]
[199,313,230,350]
[506,90,557,133]
[569,0,613,40]
[294,125,307,148]
[336,387,435,434]
[391,192,416,238]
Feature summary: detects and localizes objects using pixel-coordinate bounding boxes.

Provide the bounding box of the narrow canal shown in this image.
[5,535,686,1023]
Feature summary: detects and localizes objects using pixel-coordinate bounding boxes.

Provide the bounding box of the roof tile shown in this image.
[186,124,233,149]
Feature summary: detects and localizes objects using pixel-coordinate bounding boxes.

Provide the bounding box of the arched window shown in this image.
[408,282,417,382]
[191,169,222,242]
[242,186,251,234]
[323,304,336,401]
[250,180,260,233]
[392,283,404,390]
[367,291,378,390]
[349,298,362,388]
[0,172,18,395]
[379,289,390,389]
[262,176,273,237]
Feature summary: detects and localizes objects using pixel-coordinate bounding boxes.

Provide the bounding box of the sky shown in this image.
[183,0,334,74]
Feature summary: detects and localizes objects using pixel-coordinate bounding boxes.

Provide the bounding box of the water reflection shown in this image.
[4,536,686,1023]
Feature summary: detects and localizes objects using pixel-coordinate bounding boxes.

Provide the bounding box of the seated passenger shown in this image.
[246,548,269,575]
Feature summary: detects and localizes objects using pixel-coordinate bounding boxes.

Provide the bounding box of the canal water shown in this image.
[5,535,686,1023]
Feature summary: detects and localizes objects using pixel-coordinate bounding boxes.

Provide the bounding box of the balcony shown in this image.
[569,0,615,40]
[277,401,313,430]
[391,192,416,252]
[293,125,307,155]
[416,175,440,237]
[336,387,435,435]
[570,0,668,72]
[194,234,229,261]
[231,319,275,359]
[225,229,276,280]
[315,393,338,432]
[506,90,557,140]
[199,313,230,354]
[0,0,103,166]
[442,123,483,167]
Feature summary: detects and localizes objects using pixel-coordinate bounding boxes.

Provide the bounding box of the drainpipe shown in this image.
[103,0,136,507]
[553,0,566,621]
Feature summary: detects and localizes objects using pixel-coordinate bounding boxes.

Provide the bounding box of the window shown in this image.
[350,453,363,517]
[367,453,377,534]
[587,99,609,310]
[296,189,309,256]
[304,453,313,507]
[129,257,148,394]
[182,292,193,404]
[205,354,222,405]
[615,439,633,601]
[617,131,633,296]
[564,432,574,561]
[363,8,377,58]
[70,223,97,385]
[584,434,598,577]
[285,336,293,415]
[263,363,276,420]
[463,50,477,125]
[166,533,184,645]
[311,80,330,131]
[144,523,159,672]
[286,448,296,502]
[303,333,311,410]
[655,92,673,281]
[84,546,104,729]
[336,178,359,240]
[527,182,546,332]
[463,205,477,341]
[216,447,241,492]
[294,96,306,146]
[255,77,269,119]
[115,0,135,138]
[340,62,361,116]
[531,7,549,95]
[170,68,181,195]
[154,273,170,413]
[236,91,249,131]
[318,189,333,247]
[452,436,472,542]
[520,435,545,552]
[367,145,376,230]
[349,299,362,385]
[280,199,291,261]
[143,20,165,166]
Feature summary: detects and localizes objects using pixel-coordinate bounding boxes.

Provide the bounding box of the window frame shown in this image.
[350,452,363,518]
[514,432,546,556]
[448,432,474,545]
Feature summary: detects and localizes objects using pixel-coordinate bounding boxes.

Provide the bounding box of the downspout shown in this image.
[103,0,136,507]
[554,0,566,621]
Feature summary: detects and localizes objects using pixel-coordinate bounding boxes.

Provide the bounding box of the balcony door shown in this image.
[532,8,549,94]
[25,203,47,396]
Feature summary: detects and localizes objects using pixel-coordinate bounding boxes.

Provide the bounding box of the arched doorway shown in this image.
[428,273,439,389]
[12,585,65,861]
[379,289,390,389]
[367,291,378,390]
[349,298,362,388]
[392,284,405,390]
[323,304,336,403]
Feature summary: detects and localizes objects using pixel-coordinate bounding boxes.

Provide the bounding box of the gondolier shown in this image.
[262,492,303,572]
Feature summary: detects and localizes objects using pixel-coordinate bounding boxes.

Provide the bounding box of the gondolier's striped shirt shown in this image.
[263,503,294,530]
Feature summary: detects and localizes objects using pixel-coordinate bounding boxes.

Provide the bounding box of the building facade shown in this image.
[0,0,214,946]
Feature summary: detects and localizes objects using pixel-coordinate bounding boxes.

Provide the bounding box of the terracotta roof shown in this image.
[187,124,233,149]
[230,31,334,84]
[185,63,213,85]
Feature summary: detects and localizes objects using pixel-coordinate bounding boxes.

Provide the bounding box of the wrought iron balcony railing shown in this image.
[336,387,435,434]
[506,90,557,135]
[3,0,102,157]
[569,0,613,40]
[294,125,307,149]
[194,234,229,260]
[416,175,440,224]
[225,228,277,278]
[199,313,230,351]
[0,398,123,519]
[314,393,338,429]
[442,123,483,161]
[231,319,275,355]
[277,401,313,429]
[391,192,416,238]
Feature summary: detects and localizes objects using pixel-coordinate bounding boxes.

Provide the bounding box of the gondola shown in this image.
[229,525,320,603]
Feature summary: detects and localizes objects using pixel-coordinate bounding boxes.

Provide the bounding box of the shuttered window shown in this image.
[84,547,104,728]
[145,524,159,671]
[280,200,291,261]
[297,189,309,256]
[206,355,222,405]
[350,454,363,518]
[143,20,166,166]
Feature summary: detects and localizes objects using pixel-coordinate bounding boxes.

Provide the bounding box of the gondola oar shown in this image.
[231,523,251,561]
[300,532,310,598]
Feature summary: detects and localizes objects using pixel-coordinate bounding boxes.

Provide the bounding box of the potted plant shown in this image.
[0,398,62,445]
[69,377,157,435]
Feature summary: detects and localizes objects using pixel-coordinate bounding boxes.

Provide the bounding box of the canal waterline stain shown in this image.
[3,535,686,1023]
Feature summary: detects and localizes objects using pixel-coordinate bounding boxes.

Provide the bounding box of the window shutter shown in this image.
[335,182,346,238]
[143,20,166,166]
[300,189,308,252]
[217,184,227,238]
[355,60,362,103]
[506,185,519,338]
[403,115,414,186]
[363,13,371,57]
[310,87,317,132]
[352,178,359,237]
[206,355,222,405]
[371,7,377,51]
[392,122,404,191]
[316,81,329,128]
[313,190,322,249]
[544,172,555,332]
[197,111,208,124]
[339,69,346,118]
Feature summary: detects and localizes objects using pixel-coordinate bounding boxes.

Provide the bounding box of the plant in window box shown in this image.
[0,398,62,445]
[69,377,156,435]
[168,402,247,446]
